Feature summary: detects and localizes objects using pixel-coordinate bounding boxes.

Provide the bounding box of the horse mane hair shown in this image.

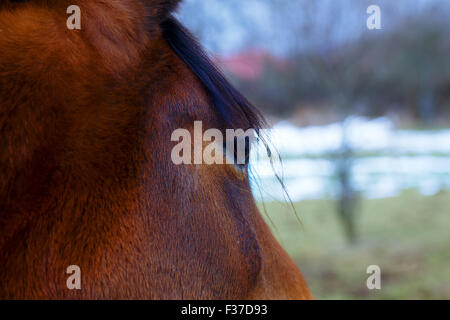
[160,16,297,209]
[161,16,267,133]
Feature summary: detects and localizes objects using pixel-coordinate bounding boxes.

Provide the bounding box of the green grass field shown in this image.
[259,190,450,299]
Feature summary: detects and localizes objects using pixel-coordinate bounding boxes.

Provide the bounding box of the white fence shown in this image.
[251,117,450,201]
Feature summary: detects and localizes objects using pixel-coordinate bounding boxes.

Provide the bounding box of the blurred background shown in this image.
[177,0,450,299]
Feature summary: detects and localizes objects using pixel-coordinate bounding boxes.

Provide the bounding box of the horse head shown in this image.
[0,0,312,299]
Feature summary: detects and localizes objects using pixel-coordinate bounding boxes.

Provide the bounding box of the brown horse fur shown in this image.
[0,0,312,299]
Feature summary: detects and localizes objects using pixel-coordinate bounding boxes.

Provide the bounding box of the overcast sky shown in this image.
[177,0,449,56]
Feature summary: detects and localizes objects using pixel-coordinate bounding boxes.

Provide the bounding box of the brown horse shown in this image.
[0,0,312,299]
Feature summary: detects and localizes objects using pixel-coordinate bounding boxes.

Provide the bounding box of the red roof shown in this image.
[215,50,285,80]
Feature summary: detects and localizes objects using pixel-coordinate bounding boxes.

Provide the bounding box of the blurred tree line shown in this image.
[179,0,450,126]
[233,4,450,126]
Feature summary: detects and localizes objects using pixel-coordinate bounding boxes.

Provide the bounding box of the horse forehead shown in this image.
[143,0,182,17]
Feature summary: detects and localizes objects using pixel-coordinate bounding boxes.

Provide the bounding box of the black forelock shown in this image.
[160,16,266,132]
